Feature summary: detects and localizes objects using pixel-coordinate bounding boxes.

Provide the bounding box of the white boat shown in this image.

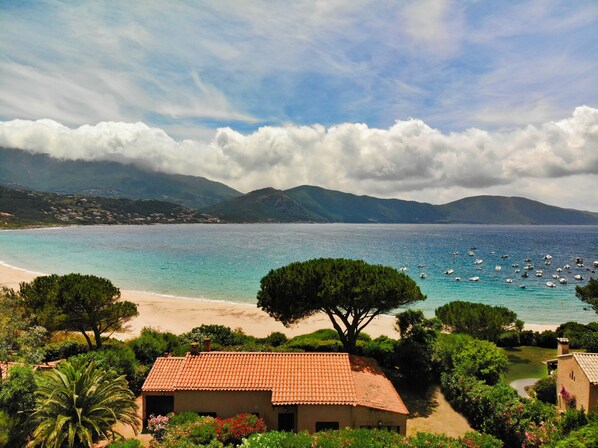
[399,266,408,271]
[545,261,552,266]
[564,264,571,270]
[546,282,556,288]
[574,274,583,281]
[576,257,584,264]
[474,259,484,265]
[501,254,509,259]
[535,270,543,277]
[594,261,598,267]
[556,267,563,273]
[417,264,425,268]
[551,274,559,279]
[444,269,454,275]
[455,277,461,281]
[452,251,459,256]
[512,263,519,268]
[515,269,521,273]
[469,276,480,282]
[559,278,568,284]
[495,266,502,271]
[524,258,532,262]
[524,264,534,270]
[519,285,526,289]
[544,254,553,260]
[506,278,513,283]
[419,273,427,279]
[467,251,475,256]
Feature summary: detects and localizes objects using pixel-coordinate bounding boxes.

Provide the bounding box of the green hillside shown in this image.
[0,147,241,209]
[0,186,218,228]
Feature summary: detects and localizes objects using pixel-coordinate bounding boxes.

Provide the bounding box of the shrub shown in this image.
[240,431,313,448]
[147,414,171,441]
[262,332,288,347]
[362,335,399,368]
[536,330,558,348]
[533,376,556,404]
[107,440,143,448]
[43,339,88,361]
[560,407,589,435]
[519,330,537,346]
[452,339,509,385]
[181,325,251,347]
[433,333,474,372]
[283,329,344,352]
[556,322,594,348]
[213,413,266,446]
[496,331,520,348]
[554,419,598,448]
[129,327,179,364]
[582,332,598,353]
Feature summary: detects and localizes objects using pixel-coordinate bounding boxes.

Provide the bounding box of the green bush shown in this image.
[283,329,344,352]
[106,440,142,448]
[496,331,520,348]
[240,431,313,448]
[519,330,536,346]
[560,407,589,435]
[262,331,288,347]
[43,339,88,361]
[181,324,251,347]
[129,327,179,364]
[452,339,508,385]
[362,335,399,367]
[554,419,598,448]
[582,332,598,353]
[556,322,595,349]
[536,330,557,348]
[533,376,556,404]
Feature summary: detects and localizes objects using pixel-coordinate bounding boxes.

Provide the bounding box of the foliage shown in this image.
[28,358,139,447]
[559,407,588,435]
[535,330,558,348]
[556,321,597,348]
[107,440,143,448]
[495,331,520,348]
[261,331,288,347]
[452,339,509,385]
[130,327,179,364]
[432,333,474,373]
[362,335,400,368]
[43,338,88,362]
[435,301,522,342]
[554,418,598,448]
[394,310,440,385]
[533,375,556,404]
[154,413,265,448]
[0,364,37,446]
[257,258,426,353]
[283,329,344,352]
[240,428,502,448]
[0,411,10,448]
[147,414,171,441]
[181,324,251,348]
[20,274,138,349]
[583,332,598,352]
[576,277,598,314]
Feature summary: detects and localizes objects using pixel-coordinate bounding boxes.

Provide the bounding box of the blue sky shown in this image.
[0,1,597,210]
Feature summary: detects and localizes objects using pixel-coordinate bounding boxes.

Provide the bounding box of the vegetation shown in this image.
[500,346,554,383]
[435,301,523,342]
[0,365,38,446]
[576,277,598,314]
[28,359,139,447]
[19,274,138,349]
[257,258,426,353]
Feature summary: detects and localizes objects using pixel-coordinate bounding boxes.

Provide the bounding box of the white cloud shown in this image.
[0,107,597,211]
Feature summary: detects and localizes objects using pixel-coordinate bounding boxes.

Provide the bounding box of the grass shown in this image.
[501,345,556,383]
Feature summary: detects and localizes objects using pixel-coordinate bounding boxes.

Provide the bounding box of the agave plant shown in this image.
[28,359,139,447]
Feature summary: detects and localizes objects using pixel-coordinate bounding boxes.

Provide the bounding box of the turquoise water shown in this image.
[0,224,597,325]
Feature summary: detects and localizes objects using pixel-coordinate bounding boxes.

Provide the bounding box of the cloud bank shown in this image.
[1,107,597,211]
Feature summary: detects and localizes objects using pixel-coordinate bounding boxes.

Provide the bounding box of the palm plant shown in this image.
[27,359,139,447]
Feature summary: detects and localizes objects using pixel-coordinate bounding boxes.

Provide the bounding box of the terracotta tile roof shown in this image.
[573,353,598,384]
[142,352,408,414]
[350,355,409,415]
[142,356,186,392]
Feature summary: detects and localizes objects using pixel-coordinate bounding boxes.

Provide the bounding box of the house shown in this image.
[556,338,598,412]
[142,341,409,434]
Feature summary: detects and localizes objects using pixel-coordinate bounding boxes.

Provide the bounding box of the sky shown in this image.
[0,0,597,211]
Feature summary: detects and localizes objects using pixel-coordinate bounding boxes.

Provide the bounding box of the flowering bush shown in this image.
[560,385,576,408]
[147,414,171,441]
[213,413,267,446]
[523,420,560,448]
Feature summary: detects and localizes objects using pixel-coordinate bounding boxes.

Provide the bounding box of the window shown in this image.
[316,422,339,432]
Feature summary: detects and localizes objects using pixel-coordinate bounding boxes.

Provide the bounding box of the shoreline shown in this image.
[0,261,557,339]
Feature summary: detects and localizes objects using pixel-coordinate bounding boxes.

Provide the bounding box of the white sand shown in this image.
[0,262,557,340]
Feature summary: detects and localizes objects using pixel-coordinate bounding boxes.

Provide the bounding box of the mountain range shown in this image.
[2,147,597,225]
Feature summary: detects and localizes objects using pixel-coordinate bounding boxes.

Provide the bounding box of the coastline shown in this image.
[0,262,557,339]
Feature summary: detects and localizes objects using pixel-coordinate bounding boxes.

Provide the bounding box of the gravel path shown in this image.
[510,378,538,398]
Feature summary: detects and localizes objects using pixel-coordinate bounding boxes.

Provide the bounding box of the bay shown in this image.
[0,224,597,325]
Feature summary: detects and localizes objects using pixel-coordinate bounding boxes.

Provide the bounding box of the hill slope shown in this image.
[0,147,241,209]
[0,186,218,228]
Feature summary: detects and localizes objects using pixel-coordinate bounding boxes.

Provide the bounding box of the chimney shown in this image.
[557,338,569,356]
[190,342,200,355]
[203,338,212,352]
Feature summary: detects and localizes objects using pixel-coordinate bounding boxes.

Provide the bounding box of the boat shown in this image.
[524,258,532,262]
[512,263,519,268]
[594,261,598,267]
[506,278,513,283]
[556,267,563,272]
[501,254,509,259]
[467,251,475,256]
[524,264,534,270]
[544,254,553,260]
[417,264,425,268]
[515,269,521,273]
[455,277,461,281]
[419,273,427,279]
[469,276,480,282]
[564,264,572,270]
[545,261,551,266]
[576,257,584,264]
[546,282,556,288]
[551,274,559,279]
[452,251,459,256]
[519,285,526,289]
[399,266,408,271]
[474,259,483,265]
[444,269,454,275]
[559,278,568,284]
[535,270,543,277]
[495,266,502,271]
[521,271,529,278]
[574,274,583,281]
[577,263,584,268]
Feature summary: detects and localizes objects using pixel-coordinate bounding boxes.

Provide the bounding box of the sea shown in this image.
[0,224,597,326]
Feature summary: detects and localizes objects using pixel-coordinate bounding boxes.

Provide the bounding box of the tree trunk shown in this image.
[80,330,94,350]
[93,327,103,349]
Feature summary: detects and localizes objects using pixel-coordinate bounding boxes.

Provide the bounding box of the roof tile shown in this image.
[573,352,598,384]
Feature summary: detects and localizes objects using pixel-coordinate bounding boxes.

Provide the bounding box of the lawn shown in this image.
[501,345,556,383]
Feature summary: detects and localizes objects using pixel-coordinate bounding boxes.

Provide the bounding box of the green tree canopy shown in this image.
[19,274,138,349]
[257,258,426,353]
[452,339,509,385]
[576,277,598,314]
[28,359,139,448]
[435,300,523,342]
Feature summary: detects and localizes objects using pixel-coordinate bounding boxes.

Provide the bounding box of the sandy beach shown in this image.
[0,262,556,339]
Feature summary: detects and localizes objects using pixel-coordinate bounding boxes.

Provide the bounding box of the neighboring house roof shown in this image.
[143,352,408,415]
[573,352,598,384]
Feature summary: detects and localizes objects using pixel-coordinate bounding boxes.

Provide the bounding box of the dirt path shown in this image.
[406,386,473,438]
